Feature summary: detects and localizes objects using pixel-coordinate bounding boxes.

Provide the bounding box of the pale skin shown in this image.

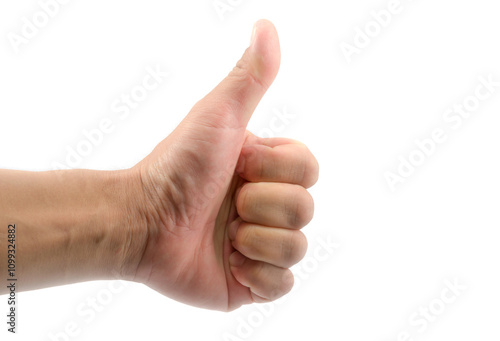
[0,20,319,311]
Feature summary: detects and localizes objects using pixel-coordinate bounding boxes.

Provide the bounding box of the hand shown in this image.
[123,20,319,311]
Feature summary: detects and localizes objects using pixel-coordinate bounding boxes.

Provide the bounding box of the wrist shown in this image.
[101,169,151,282]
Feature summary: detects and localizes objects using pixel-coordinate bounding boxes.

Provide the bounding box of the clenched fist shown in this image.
[125,20,319,310]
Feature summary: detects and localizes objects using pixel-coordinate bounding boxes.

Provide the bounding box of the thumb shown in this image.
[188,19,281,129]
[139,20,281,214]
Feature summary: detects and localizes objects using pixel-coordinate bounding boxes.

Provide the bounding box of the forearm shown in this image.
[0,169,145,294]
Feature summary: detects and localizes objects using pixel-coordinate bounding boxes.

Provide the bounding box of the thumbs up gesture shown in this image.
[126,20,319,311]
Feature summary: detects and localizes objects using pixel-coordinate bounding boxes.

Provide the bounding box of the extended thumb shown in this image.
[190,19,281,128]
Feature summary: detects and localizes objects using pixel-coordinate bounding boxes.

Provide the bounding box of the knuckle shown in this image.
[302,146,319,187]
[232,58,251,79]
[279,269,295,296]
[287,185,315,228]
[232,57,269,91]
[307,154,320,187]
[297,144,319,188]
[264,269,294,301]
[281,230,308,267]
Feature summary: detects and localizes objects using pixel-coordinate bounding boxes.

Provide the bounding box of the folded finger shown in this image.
[229,251,294,301]
[236,136,319,188]
[229,222,307,268]
[236,182,314,229]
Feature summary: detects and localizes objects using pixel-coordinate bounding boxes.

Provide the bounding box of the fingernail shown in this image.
[235,153,245,175]
[229,251,246,267]
[250,22,258,47]
[228,219,240,241]
[234,185,242,203]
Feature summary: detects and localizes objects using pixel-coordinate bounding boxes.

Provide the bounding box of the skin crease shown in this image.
[0,20,318,312]
[125,20,319,311]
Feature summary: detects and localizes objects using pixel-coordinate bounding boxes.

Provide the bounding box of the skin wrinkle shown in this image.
[192,100,246,131]
[130,167,163,282]
[233,57,270,95]
[146,158,189,233]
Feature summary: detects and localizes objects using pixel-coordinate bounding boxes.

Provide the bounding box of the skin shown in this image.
[0,20,319,312]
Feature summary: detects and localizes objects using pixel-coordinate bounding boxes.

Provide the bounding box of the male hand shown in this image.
[124,20,319,311]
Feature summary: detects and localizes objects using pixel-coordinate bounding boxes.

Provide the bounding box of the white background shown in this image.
[1,0,500,340]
